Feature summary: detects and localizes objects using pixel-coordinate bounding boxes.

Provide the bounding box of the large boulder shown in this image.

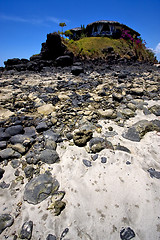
[41,32,66,60]
[55,55,73,67]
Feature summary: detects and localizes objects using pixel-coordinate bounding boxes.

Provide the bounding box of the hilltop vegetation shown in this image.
[63,37,157,63]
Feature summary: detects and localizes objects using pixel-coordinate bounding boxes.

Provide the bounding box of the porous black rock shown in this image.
[73,130,93,147]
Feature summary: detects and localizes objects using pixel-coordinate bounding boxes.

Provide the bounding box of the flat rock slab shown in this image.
[0,214,14,234]
[122,120,160,142]
[24,172,59,204]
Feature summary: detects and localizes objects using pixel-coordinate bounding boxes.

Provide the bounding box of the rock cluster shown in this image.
[0,60,160,239]
[3,32,74,73]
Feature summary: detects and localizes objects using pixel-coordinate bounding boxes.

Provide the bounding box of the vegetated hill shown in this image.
[63,37,157,63]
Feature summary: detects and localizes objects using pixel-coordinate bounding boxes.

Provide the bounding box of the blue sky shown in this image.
[0,0,160,66]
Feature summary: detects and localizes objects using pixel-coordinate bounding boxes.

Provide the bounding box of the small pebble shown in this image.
[82,159,92,167]
[91,154,98,161]
[101,157,107,163]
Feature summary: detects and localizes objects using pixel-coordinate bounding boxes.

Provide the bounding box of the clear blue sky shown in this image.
[0,0,160,66]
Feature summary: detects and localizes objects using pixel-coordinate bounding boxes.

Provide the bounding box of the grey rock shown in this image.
[148,168,160,179]
[45,139,57,150]
[122,127,140,142]
[89,137,113,153]
[91,154,98,161]
[11,159,20,168]
[19,220,33,240]
[0,181,10,189]
[120,227,135,240]
[24,171,59,204]
[39,149,59,164]
[149,105,160,116]
[65,132,73,140]
[43,130,62,143]
[60,228,69,240]
[0,148,20,160]
[115,144,131,153]
[36,122,48,132]
[0,168,5,179]
[24,166,34,178]
[101,157,107,163]
[0,214,14,234]
[82,159,92,167]
[46,234,57,240]
[122,120,160,142]
[24,127,37,138]
[104,131,118,138]
[0,141,7,149]
[0,131,10,141]
[5,125,23,136]
[126,161,131,165]
[10,135,35,146]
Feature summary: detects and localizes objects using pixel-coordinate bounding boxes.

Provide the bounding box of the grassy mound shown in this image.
[64,37,156,63]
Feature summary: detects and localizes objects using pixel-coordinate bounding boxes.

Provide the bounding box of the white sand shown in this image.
[0,103,160,240]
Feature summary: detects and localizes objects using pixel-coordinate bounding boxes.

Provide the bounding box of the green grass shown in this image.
[63,37,157,62]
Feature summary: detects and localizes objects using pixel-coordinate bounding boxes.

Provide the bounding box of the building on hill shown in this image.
[68,20,140,40]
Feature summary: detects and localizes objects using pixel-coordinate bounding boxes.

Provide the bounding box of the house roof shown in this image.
[86,20,140,36]
[87,20,120,26]
[70,27,82,32]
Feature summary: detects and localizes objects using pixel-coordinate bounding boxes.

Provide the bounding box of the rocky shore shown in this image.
[0,34,160,239]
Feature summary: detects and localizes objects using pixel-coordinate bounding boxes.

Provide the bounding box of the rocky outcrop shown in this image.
[3,32,74,72]
[41,32,66,60]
